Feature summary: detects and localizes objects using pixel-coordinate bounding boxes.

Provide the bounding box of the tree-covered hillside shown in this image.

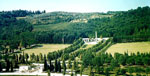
[25,11,112,25]
[90,6,150,42]
[0,6,150,52]
[30,6,150,43]
[0,10,38,52]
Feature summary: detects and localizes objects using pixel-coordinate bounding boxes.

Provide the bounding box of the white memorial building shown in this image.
[83,32,109,44]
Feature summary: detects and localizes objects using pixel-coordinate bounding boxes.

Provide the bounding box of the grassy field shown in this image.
[33,22,71,32]
[106,42,150,55]
[23,44,70,55]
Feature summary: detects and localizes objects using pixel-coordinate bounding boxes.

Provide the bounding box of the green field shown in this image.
[33,22,71,32]
[106,42,150,55]
[23,44,70,55]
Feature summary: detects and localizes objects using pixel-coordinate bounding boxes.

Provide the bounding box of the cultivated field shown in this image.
[23,44,70,55]
[106,42,150,55]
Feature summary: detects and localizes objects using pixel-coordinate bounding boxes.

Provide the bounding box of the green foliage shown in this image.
[54,59,58,72]
[145,67,150,75]
[80,64,84,76]
[110,59,119,69]
[0,10,36,54]
[48,70,51,76]
[88,66,92,76]
[104,67,110,76]
[0,62,2,72]
[67,59,71,69]
[47,38,84,60]
[57,60,61,72]
[43,55,48,71]
[62,60,66,75]
[120,69,126,75]
[128,67,134,75]
[82,50,94,66]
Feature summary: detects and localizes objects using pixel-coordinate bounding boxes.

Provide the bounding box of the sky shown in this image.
[0,0,150,13]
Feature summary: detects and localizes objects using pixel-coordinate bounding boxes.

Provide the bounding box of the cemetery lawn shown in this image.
[106,42,150,55]
[23,44,70,55]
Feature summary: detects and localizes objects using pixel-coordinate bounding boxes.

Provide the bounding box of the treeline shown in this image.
[25,11,111,25]
[69,38,112,61]
[0,10,46,18]
[33,22,94,44]
[47,38,84,60]
[113,34,150,43]
[81,51,150,76]
[34,31,80,44]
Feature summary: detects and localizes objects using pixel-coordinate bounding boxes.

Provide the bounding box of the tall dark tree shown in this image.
[54,59,58,72]
[49,59,54,72]
[10,60,14,72]
[0,62,2,72]
[43,55,48,71]
[25,53,29,63]
[57,60,61,73]
[22,52,25,63]
[62,60,66,76]
[6,59,10,72]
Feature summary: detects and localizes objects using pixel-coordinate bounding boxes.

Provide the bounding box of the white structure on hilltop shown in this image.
[83,31,109,44]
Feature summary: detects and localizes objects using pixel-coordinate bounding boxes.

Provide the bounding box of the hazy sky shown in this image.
[0,0,150,12]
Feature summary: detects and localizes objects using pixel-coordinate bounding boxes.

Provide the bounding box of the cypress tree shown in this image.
[36,55,39,62]
[22,52,25,63]
[62,60,66,76]
[67,59,71,69]
[54,59,58,72]
[6,59,10,72]
[49,59,54,72]
[57,60,61,72]
[43,55,48,71]
[0,62,2,72]
[25,53,29,63]
[10,60,13,72]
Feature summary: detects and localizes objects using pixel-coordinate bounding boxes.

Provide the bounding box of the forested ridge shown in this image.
[0,6,150,53]
[92,6,150,42]
[31,6,150,44]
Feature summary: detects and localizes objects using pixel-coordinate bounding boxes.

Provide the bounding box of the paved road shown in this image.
[0,72,88,76]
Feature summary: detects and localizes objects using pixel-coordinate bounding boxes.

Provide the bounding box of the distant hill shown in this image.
[1,6,150,45]
[24,11,113,25]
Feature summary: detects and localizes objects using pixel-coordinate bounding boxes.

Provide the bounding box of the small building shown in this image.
[82,32,109,44]
[19,66,30,72]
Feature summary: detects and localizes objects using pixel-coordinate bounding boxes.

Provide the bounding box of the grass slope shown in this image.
[33,22,71,32]
[106,42,150,55]
[23,44,70,55]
